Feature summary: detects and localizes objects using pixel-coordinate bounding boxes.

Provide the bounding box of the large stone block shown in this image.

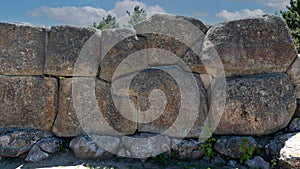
[0,76,57,131]
[287,55,300,99]
[0,22,46,75]
[135,14,208,74]
[215,73,296,135]
[52,78,137,137]
[52,78,83,137]
[45,26,97,76]
[206,15,297,77]
[127,66,208,138]
[99,28,147,82]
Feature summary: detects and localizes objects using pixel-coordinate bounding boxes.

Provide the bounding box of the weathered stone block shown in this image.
[45,26,96,76]
[128,66,208,138]
[0,23,46,75]
[215,73,296,135]
[99,28,147,82]
[0,76,57,131]
[135,14,208,74]
[287,55,300,99]
[206,15,297,77]
[52,78,137,137]
[52,78,83,137]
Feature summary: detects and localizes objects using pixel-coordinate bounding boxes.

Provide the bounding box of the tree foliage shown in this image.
[126,6,147,27]
[93,14,119,30]
[280,0,300,52]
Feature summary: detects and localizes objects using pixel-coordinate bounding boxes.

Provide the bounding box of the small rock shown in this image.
[288,118,300,132]
[211,156,226,165]
[118,148,131,157]
[122,133,171,158]
[25,145,49,163]
[229,160,238,167]
[265,133,297,160]
[214,136,258,159]
[245,156,271,169]
[89,135,121,154]
[37,137,62,154]
[279,132,300,168]
[69,135,114,160]
[171,138,204,159]
[0,129,52,157]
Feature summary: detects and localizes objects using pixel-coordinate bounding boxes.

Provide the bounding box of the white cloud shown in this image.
[261,0,289,10]
[27,0,166,26]
[27,6,107,26]
[216,9,266,21]
[231,0,289,10]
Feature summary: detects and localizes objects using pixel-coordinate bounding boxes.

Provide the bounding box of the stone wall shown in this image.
[0,14,300,168]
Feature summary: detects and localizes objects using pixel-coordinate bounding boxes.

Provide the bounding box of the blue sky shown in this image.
[0,0,290,27]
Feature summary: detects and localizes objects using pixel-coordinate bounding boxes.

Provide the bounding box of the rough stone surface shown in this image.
[99,29,147,82]
[122,133,171,158]
[214,136,259,159]
[287,56,300,83]
[295,100,300,117]
[175,15,209,34]
[265,133,297,160]
[45,26,96,76]
[0,22,46,75]
[53,78,137,137]
[135,14,207,74]
[0,76,58,131]
[215,73,296,135]
[0,129,52,157]
[288,56,300,99]
[288,118,300,132]
[37,137,62,154]
[25,145,49,163]
[206,15,297,77]
[69,135,115,160]
[52,78,83,137]
[279,132,300,169]
[295,85,300,99]
[245,156,270,169]
[128,66,207,138]
[171,138,203,159]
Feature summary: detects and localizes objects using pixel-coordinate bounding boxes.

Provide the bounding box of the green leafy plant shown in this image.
[271,159,278,169]
[126,6,146,27]
[93,14,119,30]
[279,0,300,53]
[201,137,216,157]
[239,138,255,164]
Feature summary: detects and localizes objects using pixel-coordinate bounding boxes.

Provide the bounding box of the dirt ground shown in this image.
[0,150,236,169]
